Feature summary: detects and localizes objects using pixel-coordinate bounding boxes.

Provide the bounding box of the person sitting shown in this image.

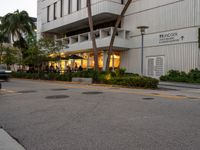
[74,63,78,72]
[66,65,71,73]
[49,65,54,73]
[78,65,83,71]
[56,65,60,73]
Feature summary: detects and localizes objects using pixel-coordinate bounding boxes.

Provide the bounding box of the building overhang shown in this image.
[41,1,123,34]
[55,27,132,53]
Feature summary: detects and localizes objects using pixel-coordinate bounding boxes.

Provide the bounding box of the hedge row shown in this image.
[108,76,159,89]
[12,70,159,89]
[160,69,200,83]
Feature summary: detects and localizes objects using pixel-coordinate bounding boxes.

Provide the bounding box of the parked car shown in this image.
[0,65,12,81]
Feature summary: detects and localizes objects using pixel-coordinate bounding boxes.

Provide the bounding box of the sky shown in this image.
[0,0,37,17]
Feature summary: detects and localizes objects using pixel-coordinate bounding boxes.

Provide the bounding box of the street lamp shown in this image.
[137,26,149,76]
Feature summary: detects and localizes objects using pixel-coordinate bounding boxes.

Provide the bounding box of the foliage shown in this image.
[108,76,158,89]
[0,27,9,63]
[0,10,35,41]
[0,10,36,60]
[1,47,19,68]
[38,37,65,56]
[160,69,200,83]
[114,68,126,77]
[12,70,159,89]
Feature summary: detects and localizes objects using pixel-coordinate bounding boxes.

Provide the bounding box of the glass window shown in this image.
[47,5,50,22]
[60,0,63,17]
[53,2,57,20]
[77,0,81,11]
[68,0,72,14]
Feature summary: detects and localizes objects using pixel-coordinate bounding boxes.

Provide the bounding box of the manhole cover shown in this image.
[176,95,186,97]
[151,93,160,95]
[51,88,68,91]
[142,97,155,100]
[82,91,103,95]
[46,95,69,99]
[17,90,37,93]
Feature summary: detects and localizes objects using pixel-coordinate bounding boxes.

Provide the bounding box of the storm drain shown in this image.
[17,90,37,94]
[51,88,68,91]
[45,95,69,99]
[82,91,103,95]
[142,97,155,100]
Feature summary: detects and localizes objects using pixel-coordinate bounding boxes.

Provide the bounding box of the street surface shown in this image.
[0,79,200,150]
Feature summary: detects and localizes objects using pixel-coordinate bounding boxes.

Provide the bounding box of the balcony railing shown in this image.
[55,27,132,52]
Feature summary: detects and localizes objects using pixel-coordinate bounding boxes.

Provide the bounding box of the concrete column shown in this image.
[112,54,114,71]
[87,53,90,69]
[103,51,108,71]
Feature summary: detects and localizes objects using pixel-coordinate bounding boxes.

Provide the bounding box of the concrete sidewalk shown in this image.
[159,81,200,89]
[0,129,25,150]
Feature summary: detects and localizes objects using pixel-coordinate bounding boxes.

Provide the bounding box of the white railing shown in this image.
[55,27,131,48]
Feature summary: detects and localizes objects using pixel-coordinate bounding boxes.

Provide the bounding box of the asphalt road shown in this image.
[0,79,200,150]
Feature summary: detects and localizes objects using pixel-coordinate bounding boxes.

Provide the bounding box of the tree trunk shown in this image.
[0,44,3,64]
[87,0,99,71]
[105,0,132,71]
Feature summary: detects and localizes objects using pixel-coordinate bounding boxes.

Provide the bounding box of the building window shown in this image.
[60,0,63,17]
[68,0,72,14]
[53,2,57,20]
[77,0,81,11]
[47,5,50,22]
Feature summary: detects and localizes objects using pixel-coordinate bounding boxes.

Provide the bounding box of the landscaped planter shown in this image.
[72,77,92,84]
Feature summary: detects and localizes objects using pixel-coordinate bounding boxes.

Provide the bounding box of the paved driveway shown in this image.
[0,79,200,150]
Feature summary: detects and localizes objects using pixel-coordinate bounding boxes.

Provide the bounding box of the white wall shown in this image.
[123,0,197,35]
[121,42,199,74]
[119,0,200,75]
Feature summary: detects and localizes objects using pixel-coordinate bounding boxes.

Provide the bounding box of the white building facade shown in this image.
[37,0,200,78]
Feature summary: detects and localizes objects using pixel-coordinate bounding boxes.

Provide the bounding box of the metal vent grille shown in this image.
[148,58,154,76]
[155,57,164,76]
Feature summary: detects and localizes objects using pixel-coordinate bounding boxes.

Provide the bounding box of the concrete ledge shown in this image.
[72,77,92,84]
[0,129,25,150]
[159,82,200,89]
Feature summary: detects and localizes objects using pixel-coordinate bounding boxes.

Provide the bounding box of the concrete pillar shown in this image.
[103,51,108,71]
[112,54,114,71]
[87,53,90,69]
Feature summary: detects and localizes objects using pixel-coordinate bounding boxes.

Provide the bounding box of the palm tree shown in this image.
[0,24,9,63]
[87,0,99,71]
[105,0,132,71]
[0,10,36,59]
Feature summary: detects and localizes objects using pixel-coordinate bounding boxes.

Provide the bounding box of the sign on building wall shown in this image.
[159,32,184,44]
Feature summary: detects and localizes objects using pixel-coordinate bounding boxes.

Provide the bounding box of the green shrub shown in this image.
[108,76,159,89]
[114,68,126,77]
[160,69,200,83]
[11,71,159,89]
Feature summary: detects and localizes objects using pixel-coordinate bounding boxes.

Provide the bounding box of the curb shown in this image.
[159,82,200,89]
[0,129,25,150]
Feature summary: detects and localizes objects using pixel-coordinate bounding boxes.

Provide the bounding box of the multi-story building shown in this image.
[37,0,200,78]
